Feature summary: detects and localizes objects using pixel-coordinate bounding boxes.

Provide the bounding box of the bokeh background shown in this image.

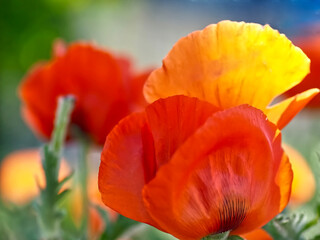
[1,0,320,159]
[1,0,320,238]
[1,0,320,181]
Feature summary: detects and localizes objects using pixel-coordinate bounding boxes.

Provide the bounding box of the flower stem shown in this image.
[39,96,74,240]
[78,136,89,239]
[202,231,231,240]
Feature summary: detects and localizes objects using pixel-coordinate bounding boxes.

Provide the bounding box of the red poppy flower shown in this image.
[143,21,319,129]
[19,40,152,144]
[98,95,292,240]
[284,33,320,107]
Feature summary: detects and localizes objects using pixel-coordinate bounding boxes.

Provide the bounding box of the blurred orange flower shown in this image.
[283,144,316,206]
[144,21,319,129]
[99,95,292,240]
[284,33,320,107]
[0,149,70,204]
[19,40,152,144]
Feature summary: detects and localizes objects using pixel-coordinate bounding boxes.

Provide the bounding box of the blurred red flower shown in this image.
[19,40,152,144]
[98,95,292,240]
[284,34,320,107]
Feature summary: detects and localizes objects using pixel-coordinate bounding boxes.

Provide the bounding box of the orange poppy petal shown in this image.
[241,229,273,240]
[98,112,159,227]
[266,88,319,129]
[283,144,315,206]
[235,151,292,235]
[274,153,293,212]
[143,105,290,239]
[145,95,219,167]
[144,20,310,111]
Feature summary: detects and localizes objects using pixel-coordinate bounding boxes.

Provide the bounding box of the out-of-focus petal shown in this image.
[266,88,319,129]
[284,34,320,107]
[0,149,70,204]
[144,20,310,112]
[128,69,154,111]
[143,105,291,239]
[20,42,147,144]
[283,144,316,206]
[241,229,273,240]
[52,39,67,58]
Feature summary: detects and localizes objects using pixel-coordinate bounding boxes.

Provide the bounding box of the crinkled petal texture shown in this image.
[99,95,292,240]
[99,96,219,228]
[144,20,316,129]
[20,42,150,144]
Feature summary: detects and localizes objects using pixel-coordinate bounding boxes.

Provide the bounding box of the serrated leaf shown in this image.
[57,172,74,192]
[56,189,71,204]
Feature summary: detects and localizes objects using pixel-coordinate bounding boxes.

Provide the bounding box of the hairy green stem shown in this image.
[39,96,74,240]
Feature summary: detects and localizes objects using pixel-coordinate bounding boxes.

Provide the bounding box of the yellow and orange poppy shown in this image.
[19,40,152,144]
[99,95,292,239]
[143,20,319,129]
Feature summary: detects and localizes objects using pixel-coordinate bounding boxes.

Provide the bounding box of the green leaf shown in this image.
[57,172,74,192]
[264,212,319,240]
[100,214,140,240]
[56,189,71,204]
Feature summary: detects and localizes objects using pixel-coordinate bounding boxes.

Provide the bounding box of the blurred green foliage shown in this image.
[0,0,72,159]
[0,0,122,159]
